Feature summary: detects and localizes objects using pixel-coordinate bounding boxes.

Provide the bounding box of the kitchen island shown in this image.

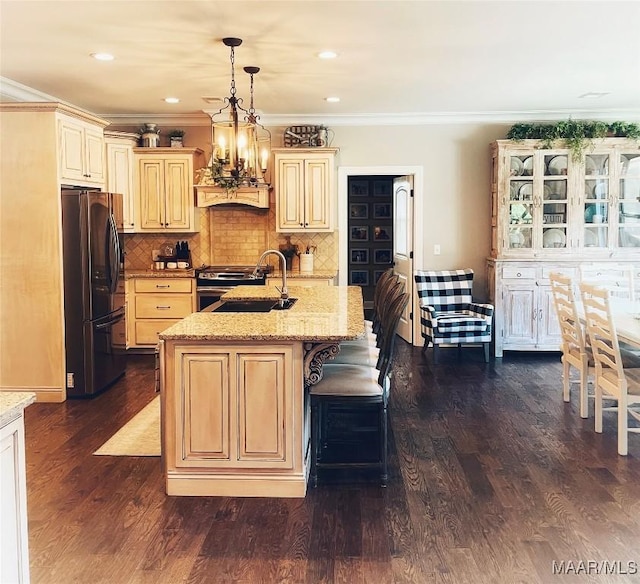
[158,285,364,497]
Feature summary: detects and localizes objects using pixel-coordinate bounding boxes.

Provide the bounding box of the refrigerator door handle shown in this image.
[106,213,120,294]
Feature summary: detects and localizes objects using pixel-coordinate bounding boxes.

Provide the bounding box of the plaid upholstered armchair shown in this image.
[414,269,494,363]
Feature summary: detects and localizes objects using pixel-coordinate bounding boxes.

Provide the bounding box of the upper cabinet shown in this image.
[491,139,640,259]
[59,113,107,187]
[105,131,139,232]
[273,148,338,232]
[134,148,203,233]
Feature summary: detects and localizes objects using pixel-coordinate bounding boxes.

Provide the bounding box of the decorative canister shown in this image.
[141,123,160,147]
[299,253,314,273]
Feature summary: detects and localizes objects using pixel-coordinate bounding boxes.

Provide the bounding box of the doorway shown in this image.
[338,165,424,346]
[346,175,396,316]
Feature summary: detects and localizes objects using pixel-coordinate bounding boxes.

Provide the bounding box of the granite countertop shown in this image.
[0,392,36,427]
[126,269,195,279]
[268,270,337,279]
[159,285,364,342]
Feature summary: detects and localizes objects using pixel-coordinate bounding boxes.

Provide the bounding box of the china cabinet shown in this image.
[489,139,640,357]
[58,113,107,187]
[126,277,195,349]
[273,148,338,232]
[134,148,203,233]
[105,131,139,231]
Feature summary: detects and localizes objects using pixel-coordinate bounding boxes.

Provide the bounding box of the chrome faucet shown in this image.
[253,249,288,304]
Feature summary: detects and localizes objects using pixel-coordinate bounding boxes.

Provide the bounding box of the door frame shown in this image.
[337,165,424,347]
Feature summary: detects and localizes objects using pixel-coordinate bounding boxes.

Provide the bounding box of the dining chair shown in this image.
[549,272,591,418]
[414,268,494,363]
[579,282,640,455]
[310,291,410,486]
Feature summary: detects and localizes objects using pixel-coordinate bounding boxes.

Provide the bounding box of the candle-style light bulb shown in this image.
[218,136,226,161]
[261,148,269,171]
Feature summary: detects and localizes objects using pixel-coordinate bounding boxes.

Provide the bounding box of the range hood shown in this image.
[195,184,269,209]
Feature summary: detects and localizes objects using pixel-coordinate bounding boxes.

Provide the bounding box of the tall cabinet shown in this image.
[105,131,139,231]
[489,139,640,357]
[0,103,109,401]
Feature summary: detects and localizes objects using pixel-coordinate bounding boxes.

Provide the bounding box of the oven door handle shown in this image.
[197,287,233,294]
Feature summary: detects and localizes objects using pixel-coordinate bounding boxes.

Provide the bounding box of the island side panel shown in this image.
[162,340,307,497]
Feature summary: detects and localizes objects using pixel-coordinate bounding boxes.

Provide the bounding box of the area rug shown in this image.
[93,396,160,456]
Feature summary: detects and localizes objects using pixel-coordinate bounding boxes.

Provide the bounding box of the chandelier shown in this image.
[206,37,271,191]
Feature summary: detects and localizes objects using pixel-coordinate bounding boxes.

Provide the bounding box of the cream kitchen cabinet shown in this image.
[105,131,139,232]
[168,344,297,471]
[273,148,337,232]
[59,114,107,187]
[127,277,195,349]
[1,103,111,401]
[488,139,640,356]
[0,393,35,584]
[134,148,203,233]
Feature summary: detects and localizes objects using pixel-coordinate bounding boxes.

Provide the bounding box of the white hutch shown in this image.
[488,139,640,357]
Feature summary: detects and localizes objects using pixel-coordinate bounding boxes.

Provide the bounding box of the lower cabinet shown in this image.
[490,259,638,357]
[127,278,195,349]
[162,341,308,497]
[0,406,32,584]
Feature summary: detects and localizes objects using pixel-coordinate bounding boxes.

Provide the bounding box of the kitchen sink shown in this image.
[204,298,297,313]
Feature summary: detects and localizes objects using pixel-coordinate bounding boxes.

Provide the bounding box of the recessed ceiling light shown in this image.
[164,97,180,104]
[325,96,340,103]
[318,51,337,59]
[202,96,224,104]
[578,92,610,99]
[91,52,114,61]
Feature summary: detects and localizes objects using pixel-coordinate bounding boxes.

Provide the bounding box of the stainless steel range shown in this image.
[195,265,268,311]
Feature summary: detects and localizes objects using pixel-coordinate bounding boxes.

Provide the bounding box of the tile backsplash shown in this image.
[124,192,337,271]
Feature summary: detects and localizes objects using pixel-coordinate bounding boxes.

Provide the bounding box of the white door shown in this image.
[393,176,413,343]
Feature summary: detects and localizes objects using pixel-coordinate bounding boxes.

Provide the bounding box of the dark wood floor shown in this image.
[24,343,640,584]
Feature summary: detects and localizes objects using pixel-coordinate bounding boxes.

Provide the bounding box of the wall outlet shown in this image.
[66,373,74,388]
[433,244,441,255]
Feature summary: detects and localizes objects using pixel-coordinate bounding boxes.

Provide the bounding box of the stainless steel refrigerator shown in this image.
[61,187,126,397]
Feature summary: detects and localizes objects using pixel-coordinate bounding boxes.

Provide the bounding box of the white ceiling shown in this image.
[1,0,640,126]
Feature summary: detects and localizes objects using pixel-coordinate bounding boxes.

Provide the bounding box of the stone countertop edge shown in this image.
[126,269,195,279]
[0,392,36,428]
[268,270,337,279]
[159,286,365,342]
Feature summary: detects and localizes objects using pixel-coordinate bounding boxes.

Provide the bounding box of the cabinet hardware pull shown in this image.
[516,272,521,277]
[532,310,537,320]
[538,308,543,320]
[156,305,171,309]
[156,285,170,288]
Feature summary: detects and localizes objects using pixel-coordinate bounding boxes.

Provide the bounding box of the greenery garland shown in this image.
[506,120,640,161]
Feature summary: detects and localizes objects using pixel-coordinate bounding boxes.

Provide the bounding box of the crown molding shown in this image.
[3,77,640,127]
[260,109,640,127]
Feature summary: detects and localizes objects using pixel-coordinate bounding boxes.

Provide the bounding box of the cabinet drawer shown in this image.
[135,294,193,318]
[502,267,536,280]
[134,278,193,293]
[541,266,575,281]
[135,319,182,345]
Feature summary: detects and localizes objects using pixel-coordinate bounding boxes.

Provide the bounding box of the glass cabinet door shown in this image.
[540,154,569,250]
[583,153,610,248]
[507,154,533,250]
[618,152,640,249]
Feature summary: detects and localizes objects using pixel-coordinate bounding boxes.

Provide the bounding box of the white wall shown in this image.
[328,123,511,299]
